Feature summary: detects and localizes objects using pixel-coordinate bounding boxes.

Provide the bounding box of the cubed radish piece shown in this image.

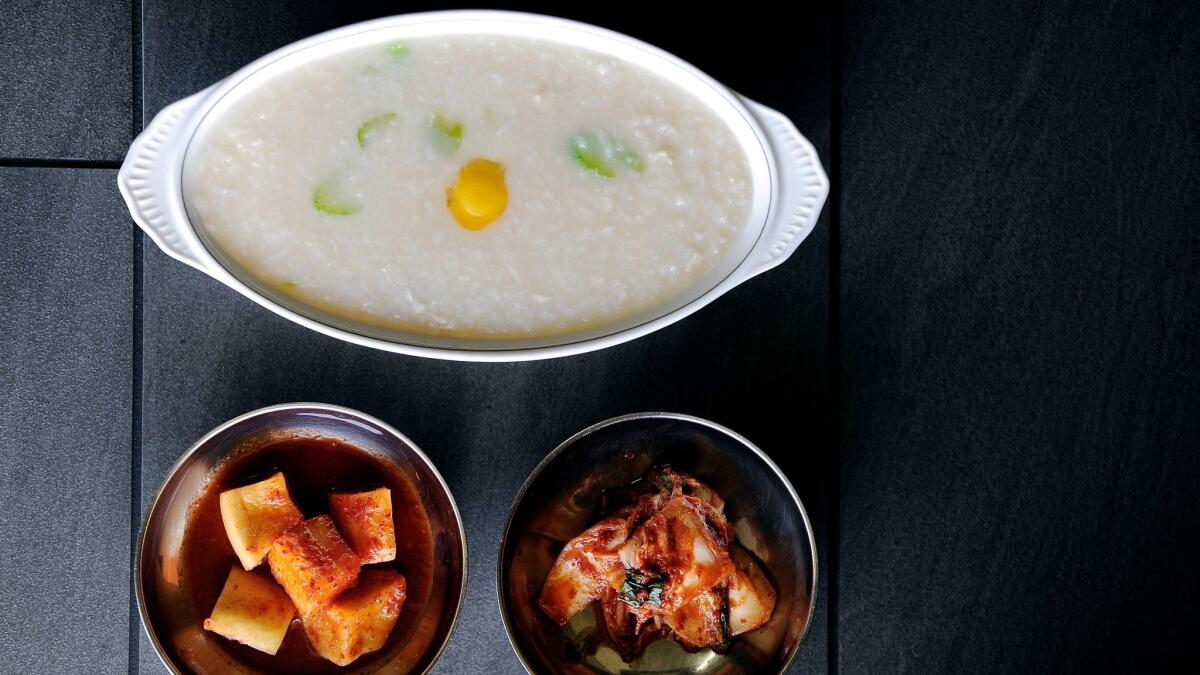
[202,566,296,655]
[268,515,361,615]
[329,487,396,564]
[303,568,407,666]
[219,472,303,570]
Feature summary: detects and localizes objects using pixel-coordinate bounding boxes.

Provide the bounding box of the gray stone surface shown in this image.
[11,2,1195,674]
[0,168,133,672]
[0,1,132,161]
[838,1,1200,672]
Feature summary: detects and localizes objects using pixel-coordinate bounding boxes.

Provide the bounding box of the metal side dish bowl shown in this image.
[136,403,466,674]
[498,412,817,674]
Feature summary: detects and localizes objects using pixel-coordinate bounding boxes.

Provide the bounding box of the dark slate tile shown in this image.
[839,1,1200,673]
[139,4,831,672]
[0,1,132,161]
[142,0,826,121]
[0,169,132,671]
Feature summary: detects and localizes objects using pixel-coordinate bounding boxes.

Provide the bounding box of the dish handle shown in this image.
[117,91,210,272]
[740,98,830,279]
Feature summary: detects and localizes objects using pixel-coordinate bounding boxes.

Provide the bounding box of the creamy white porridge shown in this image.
[185,34,752,339]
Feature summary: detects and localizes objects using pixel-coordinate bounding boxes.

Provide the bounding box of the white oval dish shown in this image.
[119,11,828,362]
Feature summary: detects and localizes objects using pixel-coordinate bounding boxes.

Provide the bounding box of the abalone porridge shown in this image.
[184,34,753,340]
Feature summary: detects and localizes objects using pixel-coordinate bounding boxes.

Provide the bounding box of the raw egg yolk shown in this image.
[447,159,507,230]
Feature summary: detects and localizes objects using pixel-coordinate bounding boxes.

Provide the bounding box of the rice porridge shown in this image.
[185,35,753,339]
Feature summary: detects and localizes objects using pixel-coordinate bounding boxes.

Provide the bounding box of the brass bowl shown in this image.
[136,403,467,674]
[497,413,817,674]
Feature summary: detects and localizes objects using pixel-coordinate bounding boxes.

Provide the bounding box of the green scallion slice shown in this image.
[356,112,397,148]
[386,42,409,62]
[570,133,616,178]
[429,112,464,155]
[313,177,361,216]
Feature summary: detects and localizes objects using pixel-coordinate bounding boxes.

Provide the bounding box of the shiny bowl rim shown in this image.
[494,411,818,674]
[135,402,469,675]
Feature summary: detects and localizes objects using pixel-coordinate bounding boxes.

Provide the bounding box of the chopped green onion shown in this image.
[386,42,409,62]
[429,112,463,155]
[356,112,397,148]
[617,145,645,173]
[618,568,664,608]
[313,177,361,216]
[570,134,615,178]
[646,582,664,606]
[570,132,644,177]
[280,281,297,290]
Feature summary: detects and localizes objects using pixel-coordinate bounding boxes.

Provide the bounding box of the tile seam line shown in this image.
[127,0,144,671]
[827,0,843,672]
[0,158,121,169]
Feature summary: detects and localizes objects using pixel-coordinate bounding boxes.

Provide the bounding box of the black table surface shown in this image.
[1,1,1197,673]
